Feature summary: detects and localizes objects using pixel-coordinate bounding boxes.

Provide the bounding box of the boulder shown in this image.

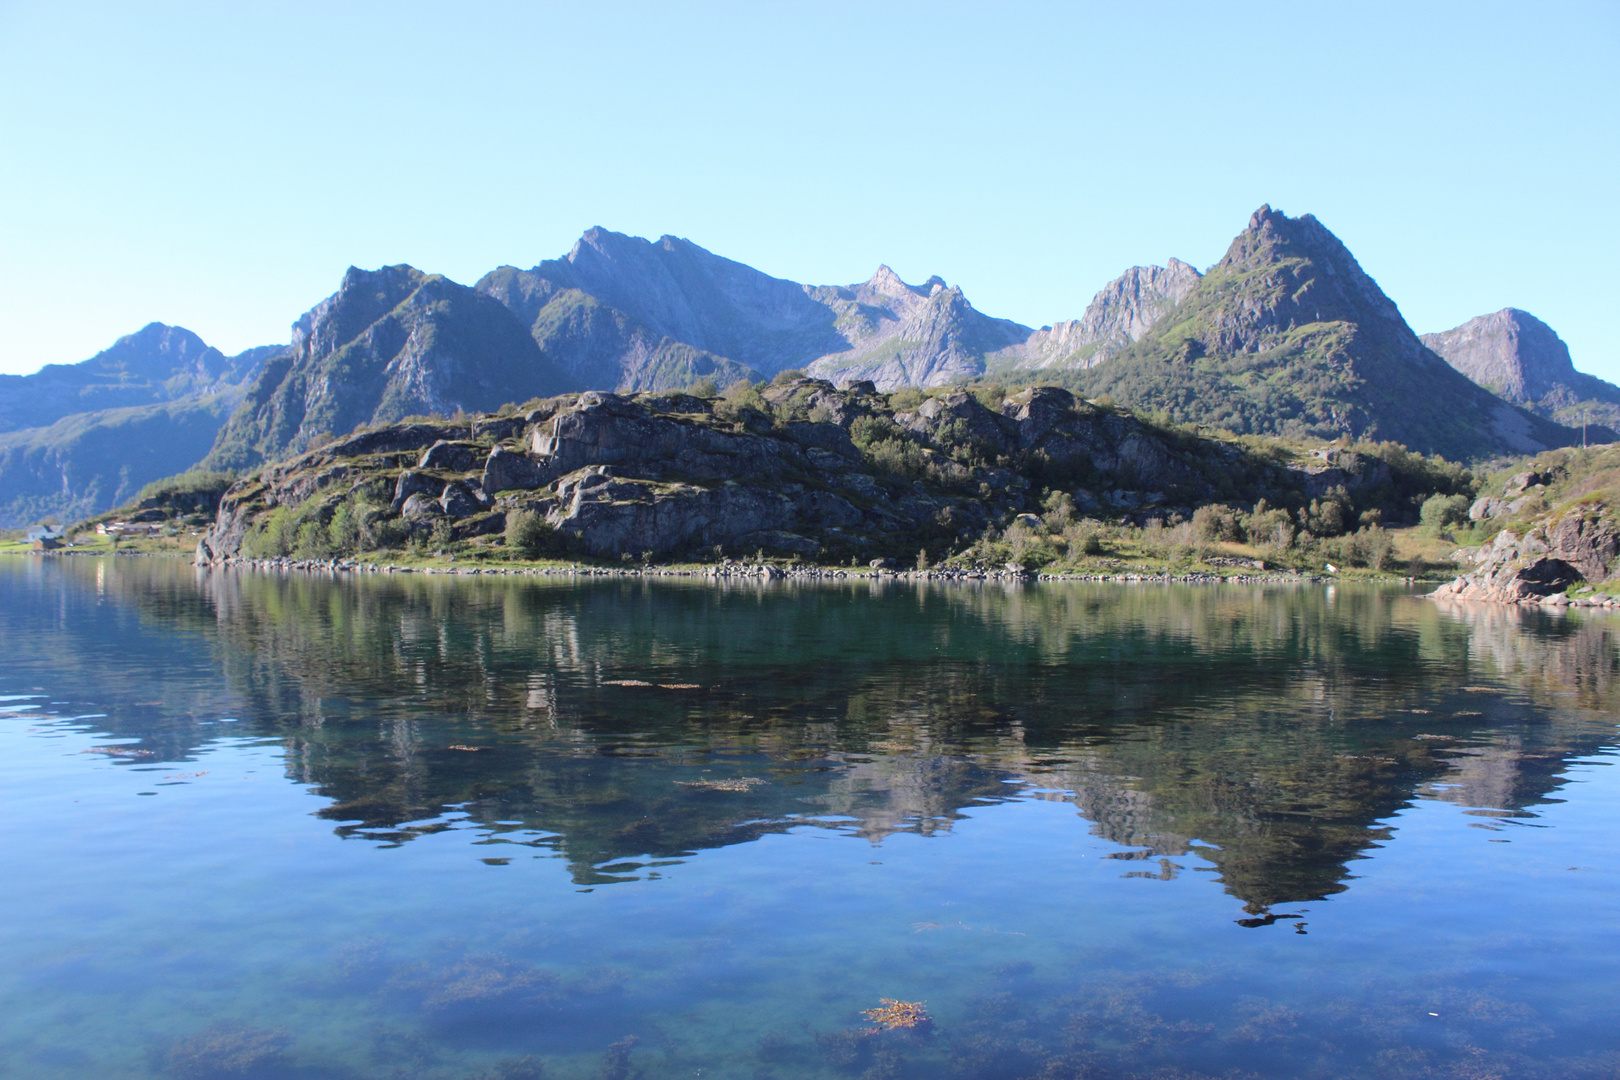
[1431,511,1614,603]
[418,440,479,471]
[1468,496,1505,520]
[1547,514,1618,580]
[470,415,529,442]
[440,482,483,518]
[392,470,446,510]
[482,446,549,493]
[400,493,439,521]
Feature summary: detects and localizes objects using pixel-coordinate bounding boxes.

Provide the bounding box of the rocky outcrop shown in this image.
[199,377,1309,565]
[1432,512,1618,604]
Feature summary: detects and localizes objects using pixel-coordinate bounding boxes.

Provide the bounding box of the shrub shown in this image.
[1419,493,1471,531]
[686,377,718,398]
[770,369,807,386]
[889,387,926,412]
[716,380,768,423]
[505,510,552,555]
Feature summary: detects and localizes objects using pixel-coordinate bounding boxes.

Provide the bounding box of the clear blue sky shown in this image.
[1,1,1615,378]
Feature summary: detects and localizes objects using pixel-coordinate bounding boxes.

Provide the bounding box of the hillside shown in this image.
[1012,207,1578,461]
[1422,308,1620,432]
[0,324,273,527]
[181,378,1474,578]
[203,266,573,471]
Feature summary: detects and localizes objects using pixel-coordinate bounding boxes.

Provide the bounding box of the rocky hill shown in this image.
[203,266,573,471]
[192,377,1470,572]
[0,324,274,527]
[1022,207,1579,461]
[1422,308,1620,431]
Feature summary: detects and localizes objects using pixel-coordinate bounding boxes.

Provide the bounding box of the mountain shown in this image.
[1421,308,1620,431]
[1024,206,1578,461]
[478,228,1033,391]
[988,259,1203,373]
[0,322,268,433]
[0,324,273,528]
[204,266,572,470]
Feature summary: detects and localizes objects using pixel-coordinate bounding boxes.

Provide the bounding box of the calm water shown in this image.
[0,559,1616,1080]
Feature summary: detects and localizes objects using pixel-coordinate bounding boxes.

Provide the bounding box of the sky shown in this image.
[1,1,1616,379]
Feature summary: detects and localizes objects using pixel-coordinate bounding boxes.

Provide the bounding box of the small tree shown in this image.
[916,548,930,570]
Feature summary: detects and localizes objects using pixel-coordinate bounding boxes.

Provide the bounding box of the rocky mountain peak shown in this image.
[1421,308,1576,403]
[862,264,921,299]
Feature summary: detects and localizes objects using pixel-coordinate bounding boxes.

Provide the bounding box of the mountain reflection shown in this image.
[3,559,1615,909]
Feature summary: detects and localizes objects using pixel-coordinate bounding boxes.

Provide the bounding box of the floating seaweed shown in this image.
[676,776,766,791]
[861,999,931,1032]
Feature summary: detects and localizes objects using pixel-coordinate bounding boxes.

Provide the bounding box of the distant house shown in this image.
[96,521,160,537]
[25,524,64,544]
[31,537,61,551]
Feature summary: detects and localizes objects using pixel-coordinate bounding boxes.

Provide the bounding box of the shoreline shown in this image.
[4,547,1373,586]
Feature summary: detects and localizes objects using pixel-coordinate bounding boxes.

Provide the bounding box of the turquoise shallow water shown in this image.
[0,557,1616,1079]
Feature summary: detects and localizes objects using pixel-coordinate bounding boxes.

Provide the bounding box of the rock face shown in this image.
[1433,513,1617,603]
[1422,309,1620,431]
[1062,206,1582,461]
[203,267,571,470]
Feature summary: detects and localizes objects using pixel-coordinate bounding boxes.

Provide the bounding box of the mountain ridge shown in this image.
[1023,206,1579,460]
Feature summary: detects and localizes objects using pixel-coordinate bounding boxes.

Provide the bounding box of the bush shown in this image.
[504,509,553,555]
[686,377,718,398]
[889,387,926,412]
[716,380,768,423]
[1419,493,1471,531]
[770,369,807,386]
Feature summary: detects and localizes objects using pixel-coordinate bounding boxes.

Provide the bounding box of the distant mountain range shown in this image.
[0,325,274,527]
[4,207,1615,526]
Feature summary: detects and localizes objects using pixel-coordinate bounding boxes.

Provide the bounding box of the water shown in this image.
[0,558,1616,1080]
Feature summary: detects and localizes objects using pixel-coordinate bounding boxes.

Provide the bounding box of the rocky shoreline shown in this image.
[190,552,1334,587]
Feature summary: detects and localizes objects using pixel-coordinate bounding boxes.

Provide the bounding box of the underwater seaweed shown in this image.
[599,1035,640,1080]
[165,1023,291,1079]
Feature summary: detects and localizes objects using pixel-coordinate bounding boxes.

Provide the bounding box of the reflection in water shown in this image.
[7,560,1613,903]
[0,559,1616,1079]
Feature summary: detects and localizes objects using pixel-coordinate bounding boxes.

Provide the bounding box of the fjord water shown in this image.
[0,560,1616,1080]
